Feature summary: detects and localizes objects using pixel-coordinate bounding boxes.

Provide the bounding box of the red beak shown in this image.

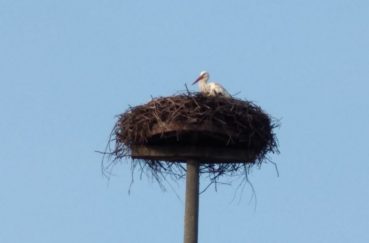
[192,75,202,85]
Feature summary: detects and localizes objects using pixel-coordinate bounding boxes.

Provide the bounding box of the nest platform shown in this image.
[111,93,278,164]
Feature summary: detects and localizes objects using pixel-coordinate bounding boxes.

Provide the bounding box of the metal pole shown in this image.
[183,160,199,243]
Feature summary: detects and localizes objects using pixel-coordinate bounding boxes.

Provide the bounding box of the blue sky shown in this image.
[1,0,368,242]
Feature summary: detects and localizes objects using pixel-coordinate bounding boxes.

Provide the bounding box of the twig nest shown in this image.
[103,92,279,187]
[112,93,278,164]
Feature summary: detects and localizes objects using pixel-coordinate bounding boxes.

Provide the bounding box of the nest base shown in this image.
[131,145,256,163]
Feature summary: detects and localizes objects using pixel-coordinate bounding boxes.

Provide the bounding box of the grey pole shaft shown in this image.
[184,160,199,243]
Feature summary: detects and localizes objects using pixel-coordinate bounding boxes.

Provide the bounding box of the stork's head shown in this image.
[192,71,209,84]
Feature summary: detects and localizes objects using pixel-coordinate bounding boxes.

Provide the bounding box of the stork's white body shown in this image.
[192,71,231,98]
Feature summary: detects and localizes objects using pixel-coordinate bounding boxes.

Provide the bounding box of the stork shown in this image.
[192,71,231,98]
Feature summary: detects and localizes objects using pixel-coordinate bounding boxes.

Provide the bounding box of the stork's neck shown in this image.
[197,78,208,90]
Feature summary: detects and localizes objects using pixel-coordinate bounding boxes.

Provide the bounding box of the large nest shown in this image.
[104,92,279,188]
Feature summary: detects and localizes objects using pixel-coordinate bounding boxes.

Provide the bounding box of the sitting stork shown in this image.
[192,71,231,98]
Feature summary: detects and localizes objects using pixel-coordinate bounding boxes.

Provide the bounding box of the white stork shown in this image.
[192,71,231,98]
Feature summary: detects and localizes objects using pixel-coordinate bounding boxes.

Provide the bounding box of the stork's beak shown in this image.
[192,75,202,85]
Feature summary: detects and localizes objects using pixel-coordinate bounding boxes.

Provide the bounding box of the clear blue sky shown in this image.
[1,0,368,242]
